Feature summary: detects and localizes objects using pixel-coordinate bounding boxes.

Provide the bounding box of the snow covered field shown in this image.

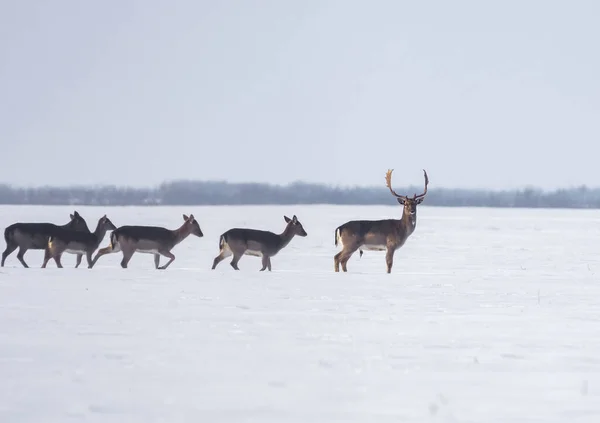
[1,204,599,422]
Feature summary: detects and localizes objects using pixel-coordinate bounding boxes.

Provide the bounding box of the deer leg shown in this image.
[212,248,231,270]
[267,256,272,271]
[16,247,29,268]
[48,241,66,269]
[41,246,52,268]
[120,248,135,268]
[211,254,223,269]
[42,239,66,268]
[54,252,64,269]
[1,243,18,267]
[157,249,175,270]
[340,252,354,272]
[334,251,342,272]
[90,244,117,268]
[42,243,64,268]
[260,255,269,271]
[85,251,94,268]
[229,252,242,270]
[154,254,160,269]
[338,245,359,272]
[75,254,83,268]
[335,240,359,272]
[385,247,395,274]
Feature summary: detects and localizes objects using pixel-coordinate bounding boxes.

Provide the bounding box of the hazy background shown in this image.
[1,0,598,190]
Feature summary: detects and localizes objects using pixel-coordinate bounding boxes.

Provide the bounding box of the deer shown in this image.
[334,169,429,273]
[89,214,203,269]
[2,211,90,268]
[42,215,117,268]
[211,215,308,271]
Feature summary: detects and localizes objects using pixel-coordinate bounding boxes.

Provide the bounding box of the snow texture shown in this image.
[1,204,599,422]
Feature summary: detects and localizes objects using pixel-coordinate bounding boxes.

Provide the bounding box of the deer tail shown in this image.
[110,231,118,248]
[4,227,13,246]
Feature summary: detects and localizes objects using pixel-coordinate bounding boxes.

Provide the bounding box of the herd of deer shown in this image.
[1,169,429,273]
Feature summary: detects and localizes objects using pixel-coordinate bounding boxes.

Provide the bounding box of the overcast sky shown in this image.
[1,0,598,190]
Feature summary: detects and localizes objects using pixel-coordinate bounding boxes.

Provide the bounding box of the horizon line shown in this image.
[0,179,594,193]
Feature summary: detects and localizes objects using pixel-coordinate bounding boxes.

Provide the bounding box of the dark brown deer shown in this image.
[2,211,89,268]
[334,169,429,273]
[42,215,117,268]
[211,215,307,271]
[89,214,203,269]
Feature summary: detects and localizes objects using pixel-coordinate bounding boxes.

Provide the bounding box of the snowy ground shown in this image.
[1,204,599,422]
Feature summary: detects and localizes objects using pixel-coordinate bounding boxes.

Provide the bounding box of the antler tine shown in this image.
[385,169,406,199]
[413,169,429,199]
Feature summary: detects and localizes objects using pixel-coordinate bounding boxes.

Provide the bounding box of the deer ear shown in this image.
[188,214,195,222]
[292,215,298,223]
[416,198,424,204]
[183,214,189,221]
[396,198,405,205]
[70,214,74,220]
[284,216,291,223]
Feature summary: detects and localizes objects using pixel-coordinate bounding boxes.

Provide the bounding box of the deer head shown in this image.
[284,215,308,237]
[183,214,204,237]
[385,169,429,216]
[98,215,117,231]
[68,211,90,231]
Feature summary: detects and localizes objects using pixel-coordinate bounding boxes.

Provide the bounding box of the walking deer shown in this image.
[90,214,203,269]
[211,215,307,271]
[2,211,90,268]
[42,215,117,268]
[334,169,429,273]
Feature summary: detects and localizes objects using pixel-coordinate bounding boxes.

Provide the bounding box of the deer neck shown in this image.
[277,225,296,249]
[401,209,417,235]
[92,223,109,245]
[173,223,192,245]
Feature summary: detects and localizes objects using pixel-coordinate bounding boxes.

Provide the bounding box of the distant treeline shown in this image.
[0,181,596,209]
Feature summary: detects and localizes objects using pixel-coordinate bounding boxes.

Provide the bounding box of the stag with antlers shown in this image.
[333,169,429,273]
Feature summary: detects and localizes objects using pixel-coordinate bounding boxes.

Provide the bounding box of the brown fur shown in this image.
[334,169,429,273]
[211,215,307,271]
[90,214,203,269]
[1,211,89,268]
[42,215,117,268]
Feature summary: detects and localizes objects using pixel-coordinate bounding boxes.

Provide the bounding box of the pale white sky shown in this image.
[1,0,598,190]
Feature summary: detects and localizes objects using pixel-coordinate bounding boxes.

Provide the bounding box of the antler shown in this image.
[385,169,429,200]
[413,169,429,199]
[385,169,407,199]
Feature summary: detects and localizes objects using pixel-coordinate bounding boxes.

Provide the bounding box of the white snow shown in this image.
[1,204,600,422]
